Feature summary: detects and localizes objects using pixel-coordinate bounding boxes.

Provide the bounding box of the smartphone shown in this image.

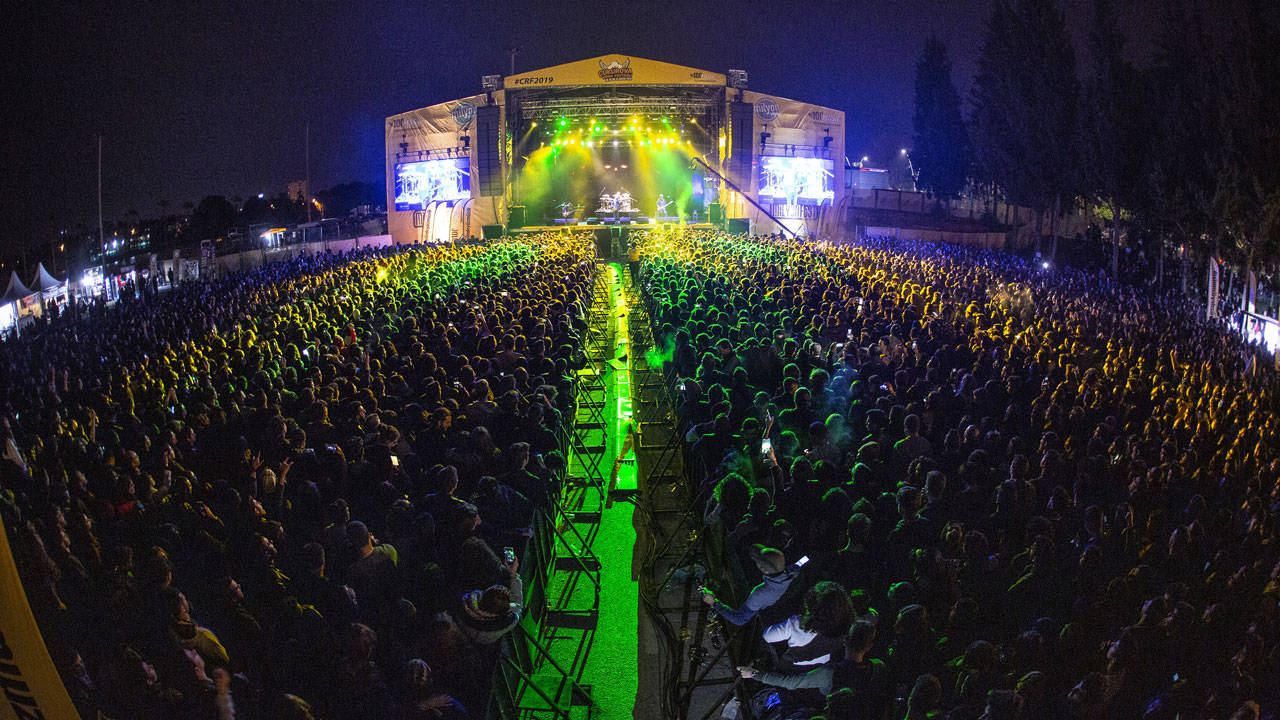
[503,546,516,565]
[679,381,687,392]
[880,384,889,391]
[795,555,810,567]
[302,348,310,358]
[325,444,338,453]
[390,455,400,467]
[761,438,773,457]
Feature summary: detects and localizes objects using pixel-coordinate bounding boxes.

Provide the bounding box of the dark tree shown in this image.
[912,36,971,204]
[970,1,1021,213]
[314,182,382,218]
[1145,0,1218,292]
[190,195,237,240]
[1208,0,1280,309]
[972,0,1081,259]
[1082,0,1144,276]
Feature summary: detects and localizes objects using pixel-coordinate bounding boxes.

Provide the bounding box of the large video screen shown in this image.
[758,156,835,206]
[1243,312,1280,355]
[394,158,470,210]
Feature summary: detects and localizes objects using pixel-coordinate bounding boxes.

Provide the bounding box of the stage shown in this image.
[511,221,717,233]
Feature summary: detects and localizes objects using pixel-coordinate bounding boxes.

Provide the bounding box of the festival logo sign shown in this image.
[756,98,780,121]
[598,57,633,82]
[451,102,476,128]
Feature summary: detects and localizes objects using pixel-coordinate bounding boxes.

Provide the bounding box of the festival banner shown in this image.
[1206,257,1220,319]
[0,515,81,720]
[504,54,726,88]
[1244,269,1257,313]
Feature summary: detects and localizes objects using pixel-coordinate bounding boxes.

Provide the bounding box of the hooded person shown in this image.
[457,554,523,645]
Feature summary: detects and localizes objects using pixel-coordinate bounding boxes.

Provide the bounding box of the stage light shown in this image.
[604,164,611,169]
[559,119,567,127]
[586,140,593,147]
[613,140,619,146]
[620,164,628,169]
[900,148,908,155]
[531,121,537,127]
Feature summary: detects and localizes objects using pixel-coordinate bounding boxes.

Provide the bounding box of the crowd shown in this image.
[637,229,1278,720]
[0,233,596,719]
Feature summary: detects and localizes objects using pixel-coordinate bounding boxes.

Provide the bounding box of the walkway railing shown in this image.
[485,252,614,719]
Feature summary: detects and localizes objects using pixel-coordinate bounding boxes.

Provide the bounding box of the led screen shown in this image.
[1243,313,1280,355]
[395,158,470,210]
[758,156,835,206]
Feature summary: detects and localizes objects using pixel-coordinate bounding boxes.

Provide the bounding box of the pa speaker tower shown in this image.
[729,101,755,188]
[475,104,502,197]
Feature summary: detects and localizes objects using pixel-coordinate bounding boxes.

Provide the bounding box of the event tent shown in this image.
[1,271,35,335]
[28,262,64,295]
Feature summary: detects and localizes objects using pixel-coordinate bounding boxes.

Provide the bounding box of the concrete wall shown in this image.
[210,235,393,277]
[863,226,1008,250]
[844,189,1092,239]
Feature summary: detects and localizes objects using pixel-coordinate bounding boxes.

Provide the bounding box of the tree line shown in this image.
[911,0,1280,309]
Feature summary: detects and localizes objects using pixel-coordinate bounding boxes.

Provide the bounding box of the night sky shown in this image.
[2,0,1157,251]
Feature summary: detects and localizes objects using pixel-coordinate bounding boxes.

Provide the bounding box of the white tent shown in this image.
[0,272,32,302]
[1,271,35,335]
[27,262,68,311]
[28,262,64,294]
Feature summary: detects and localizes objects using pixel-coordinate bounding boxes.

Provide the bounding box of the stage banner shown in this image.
[1207,257,1220,319]
[0,514,81,720]
[504,54,726,88]
[743,91,843,132]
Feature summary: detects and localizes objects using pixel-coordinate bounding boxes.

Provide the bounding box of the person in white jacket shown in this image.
[761,581,854,668]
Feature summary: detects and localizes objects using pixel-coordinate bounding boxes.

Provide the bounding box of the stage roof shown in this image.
[505,54,726,89]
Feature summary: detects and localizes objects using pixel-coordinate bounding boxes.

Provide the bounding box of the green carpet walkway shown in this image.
[578,262,640,718]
